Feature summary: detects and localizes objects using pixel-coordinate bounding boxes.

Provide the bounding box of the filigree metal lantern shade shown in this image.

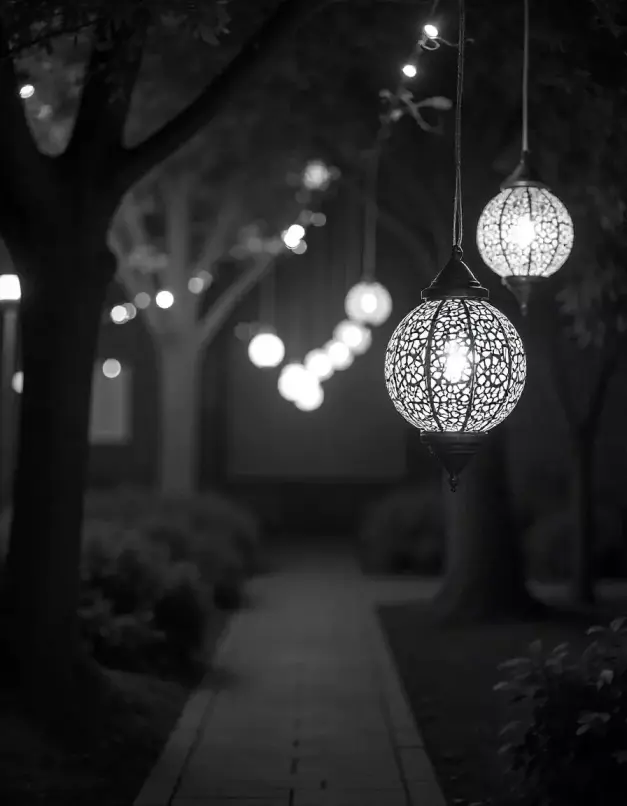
[476,156,574,313]
[384,250,527,488]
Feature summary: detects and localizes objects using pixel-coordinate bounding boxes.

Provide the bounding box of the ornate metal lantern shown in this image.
[385,248,527,489]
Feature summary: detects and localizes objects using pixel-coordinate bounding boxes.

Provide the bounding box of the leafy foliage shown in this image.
[495,620,627,806]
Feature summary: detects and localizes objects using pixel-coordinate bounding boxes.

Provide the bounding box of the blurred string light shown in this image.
[282,224,306,250]
[423,23,439,39]
[305,348,334,381]
[248,329,285,368]
[294,381,324,412]
[102,358,122,379]
[402,63,418,78]
[155,290,174,309]
[19,84,35,99]
[302,160,332,191]
[326,340,353,371]
[110,304,129,324]
[134,292,151,309]
[333,320,372,355]
[475,0,573,314]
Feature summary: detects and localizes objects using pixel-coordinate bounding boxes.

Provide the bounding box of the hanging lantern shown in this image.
[248,328,285,368]
[476,153,574,312]
[385,248,527,489]
[305,348,334,381]
[325,340,354,371]
[333,320,372,355]
[344,281,392,327]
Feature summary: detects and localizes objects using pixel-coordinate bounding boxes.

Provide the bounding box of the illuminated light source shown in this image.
[402,63,418,78]
[19,84,35,99]
[278,363,315,402]
[476,154,574,313]
[333,320,372,355]
[294,381,324,412]
[302,160,331,191]
[12,371,23,394]
[134,292,151,309]
[304,348,334,381]
[110,305,129,324]
[325,340,354,371]
[385,248,526,490]
[311,212,327,227]
[124,302,137,320]
[102,358,122,379]
[423,23,439,39]
[248,329,285,369]
[291,240,307,255]
[344,281,392,327]
[282,224,305,249]
[188,276,205,294]
[0,274,21,302]
[155,290,175,309]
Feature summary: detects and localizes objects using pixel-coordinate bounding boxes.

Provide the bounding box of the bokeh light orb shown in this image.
[477,186,574,280]
[248,330,285,369]
[325,340,354,371]
[102,359,122,379]
[385,298,526,433]
[305,349,334,381]
[156,290,175,309]
[294,381,324,412]
[278,363,316,402]
[0,274,21,302]
[345,281,392,326]
[110,305,129,324]
[282,224,305,249]
[333,320,372,355]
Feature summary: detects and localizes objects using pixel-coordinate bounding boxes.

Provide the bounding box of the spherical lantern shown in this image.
[305,348,334,381]
[476,153,574,313]
[344,281,392,327]
[278,363,312,401]
[333,320,372,355]
[325,340,354,371]
[385,248,527,489]
[248,329,285,369]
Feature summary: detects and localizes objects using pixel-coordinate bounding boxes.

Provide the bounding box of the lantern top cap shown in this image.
[501,150,547,190]
[421,246,489,301]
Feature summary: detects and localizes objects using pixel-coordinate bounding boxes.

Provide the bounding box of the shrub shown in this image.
[525,508,625,581]
[495,619,627,806]
[360,486,444,575]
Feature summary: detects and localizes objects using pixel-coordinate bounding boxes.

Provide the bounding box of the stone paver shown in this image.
[135,549,446,806]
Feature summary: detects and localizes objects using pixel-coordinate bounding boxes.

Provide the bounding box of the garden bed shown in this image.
[379,595,627,806]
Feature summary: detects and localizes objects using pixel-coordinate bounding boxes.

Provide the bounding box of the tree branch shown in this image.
[197,254,275,348]
[193,193,242,277]
[118,0,328,191]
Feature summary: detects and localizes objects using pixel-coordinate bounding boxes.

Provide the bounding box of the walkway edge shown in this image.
[134,623,234,806]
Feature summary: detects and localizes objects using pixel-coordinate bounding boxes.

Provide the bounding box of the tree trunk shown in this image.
[2,244,114,691]
[570,431,596,605]
[158,336,202,495]
[434,428,547,623]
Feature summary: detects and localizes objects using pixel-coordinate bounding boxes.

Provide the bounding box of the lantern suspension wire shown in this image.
[452,0,466,250]
[521,0,529,153]
[362,137,383,281]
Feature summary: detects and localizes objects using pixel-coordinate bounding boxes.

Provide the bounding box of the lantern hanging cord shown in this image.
[452,0,466,250]
[522,0,529,153]
[362,134,385,281]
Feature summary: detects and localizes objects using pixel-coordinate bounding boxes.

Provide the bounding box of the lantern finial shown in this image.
[421,431,487,491]
[500,150,546,191]
[422,247,489,301]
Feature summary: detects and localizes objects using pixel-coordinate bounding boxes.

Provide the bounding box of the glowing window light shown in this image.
[402,63,418,78]
[325,340,354,371]
[344,281,392,327]
[155,290,175,309]
[0,273,21,302]
[12,371,23,394]
[248,330,285,369]
[282,224,305,249]
[423,24,439,39]
[278,363,315,402]
[134,292,151,309]
[102,359,122,379]
[303,160,331,190]
[19,84,35,99]
[292,240,308,255]
[188,276,204,294]
[333,320,372,355]
[294,382,324,411]
[304,348,334,381]
[110,305,129,324]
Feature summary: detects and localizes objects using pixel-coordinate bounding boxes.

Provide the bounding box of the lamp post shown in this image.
[0,273,21,509]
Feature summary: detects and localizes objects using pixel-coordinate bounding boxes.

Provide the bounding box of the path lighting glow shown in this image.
[12,371,23,394]
[305,348,334,381]
[102,359,122,379]
[282,224,305,249]
[333,320,372,355]
[326,340,353,371]
[294,382,324,412]
[155,290,175,309]
[248,330,285,369]
[278,363,315,402]
[344,281,392,326]
[0,274,21,302]
[402,63,418,78]
[423,23,439,39]
[19,84,35,99]
[110,305,129,324]
[134,292,151,309]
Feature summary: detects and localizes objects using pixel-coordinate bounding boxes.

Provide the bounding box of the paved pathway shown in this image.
[135,546,446,806]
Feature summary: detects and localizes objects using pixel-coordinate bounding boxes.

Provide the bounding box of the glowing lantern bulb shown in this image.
[423,24,439,39]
